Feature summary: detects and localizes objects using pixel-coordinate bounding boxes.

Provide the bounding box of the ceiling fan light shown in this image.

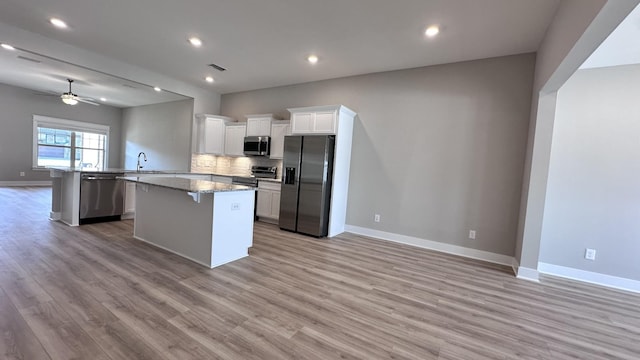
[61,93,78,105]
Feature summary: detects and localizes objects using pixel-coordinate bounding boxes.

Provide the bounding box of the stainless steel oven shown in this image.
[80,173,124,224]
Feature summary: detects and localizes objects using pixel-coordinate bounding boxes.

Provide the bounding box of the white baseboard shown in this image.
[511,258,540,282]
[121,213,135,220]
[0,181,52,187]
[538,262,640,294]
[344,225,514,266]
[49,211,61,220]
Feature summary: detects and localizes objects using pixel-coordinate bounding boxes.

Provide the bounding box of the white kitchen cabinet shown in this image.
[195,114,234,155]
[246,114,274,136]
[289,109,337,134]
[256,181,281,222]
[269,120,291,159]
[224,124,247,156]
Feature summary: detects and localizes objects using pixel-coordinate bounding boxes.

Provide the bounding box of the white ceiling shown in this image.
[581,3,640,69]
[0,0,562,105]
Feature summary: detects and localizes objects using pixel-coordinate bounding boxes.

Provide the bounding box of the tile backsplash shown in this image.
[191,154,282,178]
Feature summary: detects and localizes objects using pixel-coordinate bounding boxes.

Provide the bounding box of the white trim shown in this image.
[344,225,514,266]
[32,114,110,170]
[511,258,540,282]
[538,262,640,294]
[49,211,61,220]
[0,181,52,187]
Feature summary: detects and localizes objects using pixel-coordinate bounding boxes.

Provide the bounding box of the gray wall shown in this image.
[515,0,638,272]
[0,82,123,181]
[122,99,194,171]
[540,66,640,281]
[221,54,535,256]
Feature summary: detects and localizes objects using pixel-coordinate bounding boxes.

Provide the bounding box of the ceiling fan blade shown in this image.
[33,91,58,96]
[77,98,100,106]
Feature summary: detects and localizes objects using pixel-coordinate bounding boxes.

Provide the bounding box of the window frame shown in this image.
[32,115,110,170]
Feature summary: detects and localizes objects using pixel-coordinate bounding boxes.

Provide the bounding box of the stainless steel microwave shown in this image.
[243,136,270,156]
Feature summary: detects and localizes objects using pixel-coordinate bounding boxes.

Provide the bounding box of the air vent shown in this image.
[17,55,42,63]
[122,83,137,89]
[208,63,227,72]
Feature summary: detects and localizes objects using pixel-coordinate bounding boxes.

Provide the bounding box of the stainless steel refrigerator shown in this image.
[279,135,335,237]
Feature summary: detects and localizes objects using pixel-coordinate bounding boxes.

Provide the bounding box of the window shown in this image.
[33,115,109,170]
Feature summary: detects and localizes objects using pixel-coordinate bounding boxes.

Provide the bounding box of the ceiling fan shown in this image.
[60,78,99,106]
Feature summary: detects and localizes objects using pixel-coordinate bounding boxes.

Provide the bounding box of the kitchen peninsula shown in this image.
[122,176,256,268]
[49,168,257,268]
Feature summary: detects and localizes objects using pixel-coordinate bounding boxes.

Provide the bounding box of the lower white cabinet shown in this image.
[256,181,281,222]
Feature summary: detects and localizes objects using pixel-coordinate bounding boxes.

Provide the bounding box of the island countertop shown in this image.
[47,167,205,175]
[120,176,254,193]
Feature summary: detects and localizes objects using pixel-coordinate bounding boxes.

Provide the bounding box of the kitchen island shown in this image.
[48,167,234,226]
[121,176,256,268]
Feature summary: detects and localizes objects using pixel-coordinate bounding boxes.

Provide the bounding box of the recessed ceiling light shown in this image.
[154,86,162,92]
[188,37,202,47]
[50,18,68,29]
[307,55,319,64]
[425,25,440,37]
[100,97,107,102]
[1,43,15,51]
[205,76,214,83]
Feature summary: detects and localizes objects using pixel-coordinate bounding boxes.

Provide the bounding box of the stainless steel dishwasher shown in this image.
[80,172,124,224]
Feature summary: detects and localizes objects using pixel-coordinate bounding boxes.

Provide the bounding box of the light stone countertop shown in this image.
[256,178,282,183]
[47,167,195,174]
[120,176,255,194]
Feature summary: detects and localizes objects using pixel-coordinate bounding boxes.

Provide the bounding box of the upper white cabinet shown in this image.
[195,114,234,155]
[224,124,247,156]
[269,120,291,159]
[246,114,275,136]
[289,106,348,135]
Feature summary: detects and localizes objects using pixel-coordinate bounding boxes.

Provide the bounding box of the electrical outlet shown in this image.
[19,172,25,177]
[231,203,240,211]
[585,248,596,260]
[374,214,380,222]
[469,230,476,239]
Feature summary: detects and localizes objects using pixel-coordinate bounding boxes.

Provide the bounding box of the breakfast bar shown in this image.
[121,176,256,268]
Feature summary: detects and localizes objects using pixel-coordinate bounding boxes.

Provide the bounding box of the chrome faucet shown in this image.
[137,152,147,172]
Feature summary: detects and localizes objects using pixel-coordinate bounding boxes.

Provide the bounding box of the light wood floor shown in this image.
[0,187,639,359]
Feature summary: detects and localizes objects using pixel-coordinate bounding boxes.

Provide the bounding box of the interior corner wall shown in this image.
[121,99,194,171]
[221,54,535,257]
[0,82,123,182]
[514,0,640,269]
[540,66,640,281]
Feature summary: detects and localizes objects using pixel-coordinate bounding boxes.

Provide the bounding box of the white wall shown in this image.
[0,82,122,182]
[222,54,535,257]
[540,66,640,281]
[515,0,639,274]
[121,99,194,170]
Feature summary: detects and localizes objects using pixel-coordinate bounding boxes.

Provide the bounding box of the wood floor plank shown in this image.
[1,187,640,360]
[0,288,51,360]
[18,300,112,360]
